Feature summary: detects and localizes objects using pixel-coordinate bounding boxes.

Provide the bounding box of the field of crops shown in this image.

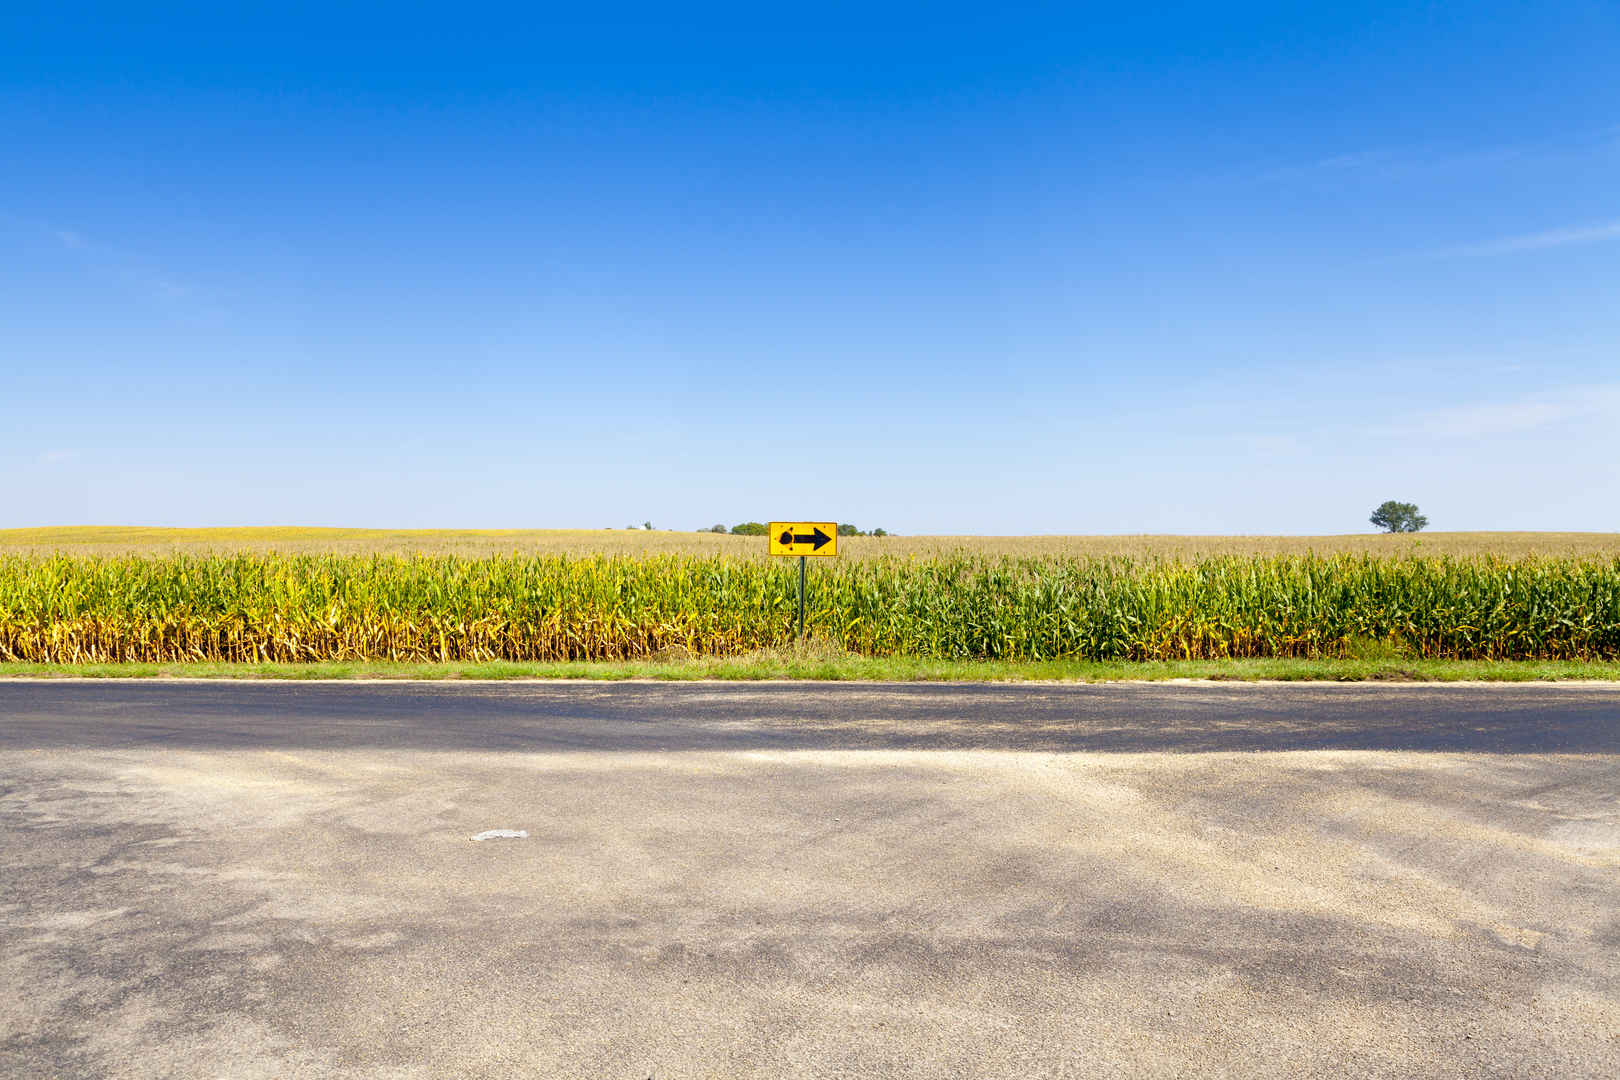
[5,526,1620,561]
[4,552,1618,663]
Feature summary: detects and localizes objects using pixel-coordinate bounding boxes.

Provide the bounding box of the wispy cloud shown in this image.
[1263,149,1399,179]
[148,276,193,300]
[35,449,81,465]
[1253,143,1526,184]
[1386,384,1620,439]
[1253,123,1617,186]
[42,222,210,309]
[1232,433,1306,457]
[1430,219,1620,259]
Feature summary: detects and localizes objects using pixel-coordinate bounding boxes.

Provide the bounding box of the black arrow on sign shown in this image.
[778,526,832,550]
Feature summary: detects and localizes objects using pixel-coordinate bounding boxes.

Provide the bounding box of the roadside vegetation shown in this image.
[5,656,1618,682]
[4,551,1619,666]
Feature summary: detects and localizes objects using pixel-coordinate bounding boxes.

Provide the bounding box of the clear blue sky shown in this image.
[4,1,1617,533]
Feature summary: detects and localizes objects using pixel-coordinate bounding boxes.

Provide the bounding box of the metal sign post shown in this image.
[768,521,839,648]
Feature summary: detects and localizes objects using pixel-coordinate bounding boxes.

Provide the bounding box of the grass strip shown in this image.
[3,657,1618,682]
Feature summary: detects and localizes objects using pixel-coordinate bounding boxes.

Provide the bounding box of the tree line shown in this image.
[709,523,888,537]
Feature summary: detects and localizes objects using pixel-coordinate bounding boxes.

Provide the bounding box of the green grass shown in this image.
[3,656,1617,682]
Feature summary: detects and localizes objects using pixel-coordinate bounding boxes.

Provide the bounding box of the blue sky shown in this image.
[3,1,1617,533]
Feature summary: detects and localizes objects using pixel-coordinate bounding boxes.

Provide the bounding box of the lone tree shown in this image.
[1370,500,1428,533]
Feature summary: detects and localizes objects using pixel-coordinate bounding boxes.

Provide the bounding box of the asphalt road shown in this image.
[2,680,1617,1078]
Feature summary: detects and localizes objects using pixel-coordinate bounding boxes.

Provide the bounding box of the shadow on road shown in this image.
[1,681,1616,754]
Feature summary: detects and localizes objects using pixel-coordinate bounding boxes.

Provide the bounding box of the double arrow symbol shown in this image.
[778,526,833,551]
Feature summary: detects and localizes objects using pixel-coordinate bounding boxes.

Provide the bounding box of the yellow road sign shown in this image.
[768,521,839,557]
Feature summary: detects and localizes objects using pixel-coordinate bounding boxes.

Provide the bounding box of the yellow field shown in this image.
[2,526,1618,561]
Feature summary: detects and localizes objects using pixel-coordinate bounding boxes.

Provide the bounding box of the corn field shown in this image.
[6,526,1620,562]
[2,553,1619,663]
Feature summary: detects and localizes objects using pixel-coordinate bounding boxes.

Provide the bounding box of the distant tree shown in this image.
[708,524,727,533]
[1370,500,1428,533]
[870,528,887,537]
[730,522,768,536]
[626,525,636,532]
[643,521,653,530]
[837,523,860,536]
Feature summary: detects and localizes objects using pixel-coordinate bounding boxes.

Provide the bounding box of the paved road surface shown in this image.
[2,681,1616,1078]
